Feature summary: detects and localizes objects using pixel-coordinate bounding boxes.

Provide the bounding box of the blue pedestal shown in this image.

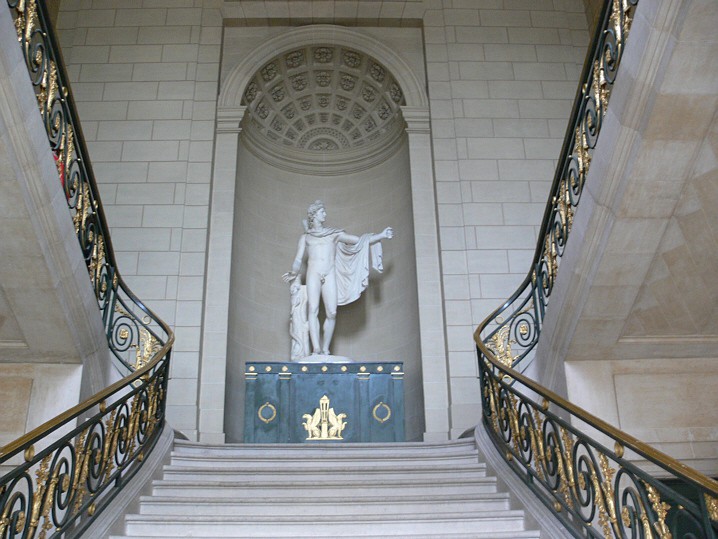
[243,361,404,443]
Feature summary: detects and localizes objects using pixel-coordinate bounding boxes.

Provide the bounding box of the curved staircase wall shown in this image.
[534,0,718,477]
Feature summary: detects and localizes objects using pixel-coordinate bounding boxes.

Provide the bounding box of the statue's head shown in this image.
[306,200,325,228]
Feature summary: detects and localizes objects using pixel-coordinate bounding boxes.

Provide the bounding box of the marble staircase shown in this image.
[110,438,542,538]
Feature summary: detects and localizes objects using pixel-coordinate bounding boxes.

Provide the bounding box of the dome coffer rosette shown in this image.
[241,44,406,157]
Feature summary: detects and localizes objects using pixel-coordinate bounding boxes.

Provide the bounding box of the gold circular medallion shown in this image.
[301,366,308,372]
[372,402,391,423]
[258,402,277,424]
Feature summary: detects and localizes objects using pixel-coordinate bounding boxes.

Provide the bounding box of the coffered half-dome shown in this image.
[240,44,407,172]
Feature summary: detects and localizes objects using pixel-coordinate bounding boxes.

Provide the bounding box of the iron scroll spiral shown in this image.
[477,0,641,377]
[478,362,718,538]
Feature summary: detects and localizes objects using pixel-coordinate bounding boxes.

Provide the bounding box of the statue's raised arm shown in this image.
[283,200,393,359]
[335,227,393,245]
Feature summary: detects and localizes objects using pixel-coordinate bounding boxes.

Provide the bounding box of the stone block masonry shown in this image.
[425,1,588,436]
[58,0,223,440]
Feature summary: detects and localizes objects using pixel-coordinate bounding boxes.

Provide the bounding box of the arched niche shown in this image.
[199,25,449,444]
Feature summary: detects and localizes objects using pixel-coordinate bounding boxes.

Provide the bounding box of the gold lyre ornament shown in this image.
[302,395,347,440]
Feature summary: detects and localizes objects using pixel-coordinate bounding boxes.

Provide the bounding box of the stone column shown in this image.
[197,106,246,443]
[402,106,451,441]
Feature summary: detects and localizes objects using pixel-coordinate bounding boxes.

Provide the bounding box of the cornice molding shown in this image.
[216,106,247,134]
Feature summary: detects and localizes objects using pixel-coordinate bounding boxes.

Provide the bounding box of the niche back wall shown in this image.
[224,138,423,441]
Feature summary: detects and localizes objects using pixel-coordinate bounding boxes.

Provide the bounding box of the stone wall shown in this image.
[535,0,718,475]
[424,0,587,436]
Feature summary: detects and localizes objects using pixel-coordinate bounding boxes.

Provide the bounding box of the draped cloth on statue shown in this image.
[335,233,383,306]
[303,227,383,306]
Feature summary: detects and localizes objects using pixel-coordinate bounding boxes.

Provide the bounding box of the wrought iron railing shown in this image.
[6,0,167,373]
[0,356,169,538]
[1,0,174,536]
[475,0,718,537]
[476,358,718,538]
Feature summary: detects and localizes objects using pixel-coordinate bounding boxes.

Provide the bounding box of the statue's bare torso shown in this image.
[304,231,339,277]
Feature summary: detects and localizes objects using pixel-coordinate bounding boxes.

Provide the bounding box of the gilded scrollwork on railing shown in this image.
[6,0,161,372]
[111,304,163,371]
[135,325,162,371]
[7,0,115,318]
[477,0,638,374]
[706,494,718,522]
[4,0,174,537]
[487,324,516,368]
[0,360,169,539]
[478,364,718,538]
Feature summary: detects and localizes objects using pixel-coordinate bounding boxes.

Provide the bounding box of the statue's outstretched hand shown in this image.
[383,227,394,240]
[282,271,297,283]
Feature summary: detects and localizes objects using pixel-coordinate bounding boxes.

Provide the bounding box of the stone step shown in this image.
[174,438,476,456]
[120,511,529,537]
[161,462,488,482]
[151,476,499,498]
[114,439,542,538]
[137,492,513,516]
[112,531,541,539]
[169,451,481,468]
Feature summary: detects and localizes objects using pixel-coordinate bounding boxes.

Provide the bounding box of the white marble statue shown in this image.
[283,200,393,357]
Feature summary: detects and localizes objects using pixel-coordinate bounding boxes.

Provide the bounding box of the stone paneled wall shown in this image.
[57,0,223,439]
[534,0,718,475]
[424,0,587,436]
[581,0,604,29]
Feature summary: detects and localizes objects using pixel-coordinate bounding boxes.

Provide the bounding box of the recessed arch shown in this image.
[236,43,410,175]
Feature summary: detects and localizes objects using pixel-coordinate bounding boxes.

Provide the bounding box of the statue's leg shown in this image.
[321,274,338,354]
[306,272,321,354]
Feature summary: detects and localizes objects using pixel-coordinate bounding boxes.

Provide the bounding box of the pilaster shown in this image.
[403,106,451,441]
[197,106,246,443]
